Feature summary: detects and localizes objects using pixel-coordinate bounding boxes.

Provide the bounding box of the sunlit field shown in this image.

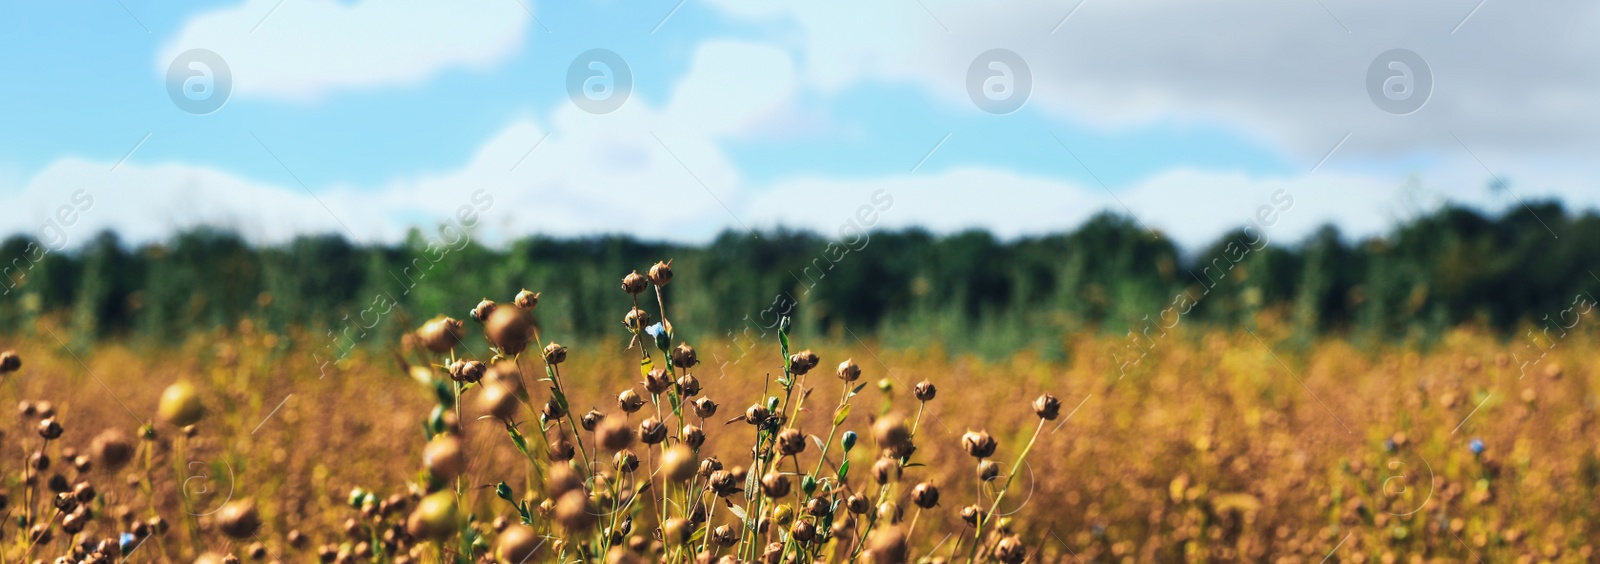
[0,269,1592,563]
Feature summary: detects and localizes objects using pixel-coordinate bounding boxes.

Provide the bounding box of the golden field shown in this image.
[0,312,1593,563]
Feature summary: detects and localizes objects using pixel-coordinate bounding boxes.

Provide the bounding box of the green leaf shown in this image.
[505,425,530,456]
[833,404,852,426]
[550,386,570,412]
[837,460,850,481]
[728,504,747,521]
[850,383,867,397]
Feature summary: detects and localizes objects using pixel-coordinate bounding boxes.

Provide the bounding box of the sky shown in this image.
[1,0,1596,251]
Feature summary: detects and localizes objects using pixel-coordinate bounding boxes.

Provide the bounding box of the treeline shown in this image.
[2,201,1597,358]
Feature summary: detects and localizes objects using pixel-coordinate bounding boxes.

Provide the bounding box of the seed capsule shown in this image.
[216,500,262,539]
[743,404,770,426]
[962,430,997,458]
[0,351,20,374]
[691,397,718,419]
[477,382,520,420]
[423,435,466,481]
[1033,393,1062,420]
[158,381,205,426]
[698,457,723,477]
[623,307,650,332]
[977,460,1001,481]
[911,482,939,509]
[37,418,63,440]
[407,492,458,540]
[485,308,536,356]
[448,360,485,383]
[638,418,667,445]
[470,299,497,323]
[776,428,806,457]
[617,389,645,413]
[512,289,540,310]
[498,525,544,563]
[416,317,465,353]
[960,504,986,526]
[837,359,861,382]
[711,525,737,546]
[760,473,790,498]
[676,374,701,397]
[846,494,871,514]
[648,260,673,286]
[872,415,911,455]
[805,497,831,517]
[790,520,816,542]
[682,425,706,449]
[661,445,697,482]
[621,271,648,295]
[671,343,699,369]
[787,350,819,375]
[644,369,672,394]
[994,536,1026,564]
[542,342,568,365]
[614,450,640,473]
[581,409,604,431]
[596,418,635,451]
[913,380,937,402]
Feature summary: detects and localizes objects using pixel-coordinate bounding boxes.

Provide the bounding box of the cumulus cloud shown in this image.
[705,0,1600,163]
[157,0,531,101]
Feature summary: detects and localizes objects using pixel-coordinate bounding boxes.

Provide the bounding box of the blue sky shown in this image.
[2,0,1596,249]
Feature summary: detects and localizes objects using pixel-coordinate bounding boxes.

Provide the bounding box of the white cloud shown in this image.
[704,0,1600,164]
[157,0,531,101]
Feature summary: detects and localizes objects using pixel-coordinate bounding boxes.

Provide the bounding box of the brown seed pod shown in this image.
[787,350,819,375]
[760,473,790,498]
[541,398,566,421]
[846,494,871,515]
[671,343,699,369]
[217,500,262,539]
[623,307,650,333]
[711,524,737,547]
[554,491,597,531]
[486,308,536,356]
[661,445,697,483]
[742,404,770,426]
[1032,393,1062,420]
[913,380,937,402]
[470,299,498,323]
[17,400,34,417]
[961,430,997,458]
[994,536,1026,564]
[691,397,718,419]
[547,464,584,499]
[682,425,706,450]
[836,358,862,382]
[513,289,541,310]
[960,504,985,526]
[416,317,465,353]
[676,374,701,397]
[613,450,640,473]
[72,481,95,502]
[617,389,645,413]
[423,435,466,481]
[698,457,723,477]
[872,415,911,455]
[790,520,816,542]
[448,360,485,383]
[37,418,63,440]
[776,428,806,457]
[596,418,635,451]
[644,369,672,395]
[638,418,667,445]
[496,524,544,563]
[547,437,576,461]
[708,469,743,497]
[805,497,831,517]
[0,351,20,374]
[910,482,939,509]
[580,409,604,431]
[977,460,1001,482]
[648,260,673,286]
[541,342,568,365]
[35,400,54,418]
[477,381,520,421]
[621,271,648,295]
[865,527,908,564]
